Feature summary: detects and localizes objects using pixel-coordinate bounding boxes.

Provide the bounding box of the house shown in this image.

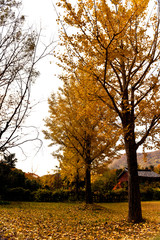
[113,168,160,190]
[25,172,39,179]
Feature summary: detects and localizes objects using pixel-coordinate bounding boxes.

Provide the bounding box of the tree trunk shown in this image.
[85,162,93,204]
[85,134,93,204]
[75,169,80,200]
[124,125,143,222]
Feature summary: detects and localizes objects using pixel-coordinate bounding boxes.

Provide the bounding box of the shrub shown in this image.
[33,189,85,202]
[152,189,160,200]
[93,185,160,203]
[25,178,40,191]
[52,189,68,202]
[8,169,25,188]
[0,201,10,205]
[106,189,128,202]
[140,186,154,201]
[34,189,53,202]
[92,180,106,194]
[5,187,32,201]
[93,189,128,203]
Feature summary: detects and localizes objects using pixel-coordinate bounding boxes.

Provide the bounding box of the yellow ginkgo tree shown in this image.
[43,74,119,204]
[59,147,85,200]
[55,0,160,222]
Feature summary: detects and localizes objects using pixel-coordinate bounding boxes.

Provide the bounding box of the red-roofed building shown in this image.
[113,168,160,190]
[25,172,39,180]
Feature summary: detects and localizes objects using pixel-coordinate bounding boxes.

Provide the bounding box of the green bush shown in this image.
[93,187,160,202]
[25,178,40,191]
[92,170,117,194]
[33,189,85,202]
[5,187,32,201]
[33,189,68,202]
[65,190,85,202]
[105,189,128,202]
[0,200,10,205]
[51,189,69,202]
[140,186,153,201]
[153,189,160,200]
[93,189,128,203]
[34,189,53,202]
[92,180,106,194]
[8,169,25,188]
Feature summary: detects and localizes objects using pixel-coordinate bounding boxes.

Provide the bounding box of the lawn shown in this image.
[0,201,160,239]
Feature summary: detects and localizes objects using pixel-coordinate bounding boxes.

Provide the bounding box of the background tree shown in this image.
[92,168,117,194]
[59,148,85,200]
[0,0,53,155]
[0,161,40,201]
[55,0,160,222]
[3,153,17,168]
[43,75,119,203]
[40,173,63,191]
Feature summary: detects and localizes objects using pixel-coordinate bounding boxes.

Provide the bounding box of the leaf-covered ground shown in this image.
[0,201,160,239]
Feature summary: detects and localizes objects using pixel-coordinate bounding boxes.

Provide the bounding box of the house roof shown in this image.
[25,172,39,179]
[118,168,160,179]
[137,169,160,178]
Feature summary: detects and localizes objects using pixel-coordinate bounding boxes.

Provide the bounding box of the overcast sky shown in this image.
[15,0,61,176]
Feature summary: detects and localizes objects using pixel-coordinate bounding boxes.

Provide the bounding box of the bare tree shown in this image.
[0,0,54,154]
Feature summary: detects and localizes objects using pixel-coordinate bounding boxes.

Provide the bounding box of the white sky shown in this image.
[15,0,61,176]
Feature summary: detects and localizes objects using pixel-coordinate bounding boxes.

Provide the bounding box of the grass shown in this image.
[0,201,160,239]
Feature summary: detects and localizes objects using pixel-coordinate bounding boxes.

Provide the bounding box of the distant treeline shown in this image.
[1,161,160,202]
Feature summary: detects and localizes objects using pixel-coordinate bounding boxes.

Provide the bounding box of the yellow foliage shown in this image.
[60,148,85,184]
[55,0,160,153]
[44,72,119,180]
[129,0,149,7]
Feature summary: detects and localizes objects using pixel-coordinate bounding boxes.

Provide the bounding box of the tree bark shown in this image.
[85,162,93,204]
[125,140,143,222]
[75,169,80,200]
[85,134,93,204]
[123,122,143,222]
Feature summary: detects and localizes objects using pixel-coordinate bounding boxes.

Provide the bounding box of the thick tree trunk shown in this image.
[125,140,143,222]
[121,87,143,223]
[124,126,143,222]
[85,162,93,204]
